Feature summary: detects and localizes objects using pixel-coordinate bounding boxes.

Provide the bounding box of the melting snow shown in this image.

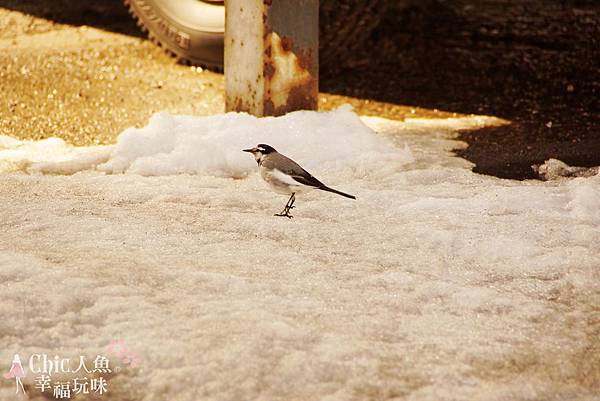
[0,106,598,401]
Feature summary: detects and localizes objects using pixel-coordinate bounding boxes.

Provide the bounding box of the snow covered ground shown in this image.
[1,107,599,401]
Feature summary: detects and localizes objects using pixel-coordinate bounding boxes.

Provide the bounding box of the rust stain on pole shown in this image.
[225,0,318,116]
[263,32,315,115]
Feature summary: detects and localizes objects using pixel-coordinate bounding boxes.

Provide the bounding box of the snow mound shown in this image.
[0,106,411,178]
[97,105,409,178]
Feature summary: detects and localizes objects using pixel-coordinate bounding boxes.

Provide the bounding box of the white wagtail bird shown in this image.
[243,144,356,218]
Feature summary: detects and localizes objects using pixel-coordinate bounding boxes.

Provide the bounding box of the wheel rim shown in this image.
[153,0,224,33]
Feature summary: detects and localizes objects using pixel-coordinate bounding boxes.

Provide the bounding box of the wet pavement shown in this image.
[1,0,598,179]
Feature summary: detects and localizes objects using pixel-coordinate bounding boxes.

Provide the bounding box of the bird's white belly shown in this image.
[260,166,306,195]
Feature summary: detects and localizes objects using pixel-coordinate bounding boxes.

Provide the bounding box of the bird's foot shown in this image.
[274,208,294,219]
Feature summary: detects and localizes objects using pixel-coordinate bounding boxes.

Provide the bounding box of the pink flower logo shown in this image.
[106,340,142,369]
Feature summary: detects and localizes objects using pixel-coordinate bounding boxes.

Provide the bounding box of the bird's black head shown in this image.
[256,144,276,154]
[242,144,277,164]
[242,144,277,155]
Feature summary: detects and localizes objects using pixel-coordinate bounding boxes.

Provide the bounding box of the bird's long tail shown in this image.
[318,186,356,200]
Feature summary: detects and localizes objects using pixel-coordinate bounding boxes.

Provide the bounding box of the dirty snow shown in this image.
[0,107,599,401]
[532,158,600,181]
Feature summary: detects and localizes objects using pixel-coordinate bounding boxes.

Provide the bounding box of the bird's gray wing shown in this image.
[264,153,325,188]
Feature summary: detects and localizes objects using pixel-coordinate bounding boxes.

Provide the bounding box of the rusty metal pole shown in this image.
[225,0,318,117]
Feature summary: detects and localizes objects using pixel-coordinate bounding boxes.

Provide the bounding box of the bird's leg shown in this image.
[275,193,295,218]
[287,193,296,210]
[279,193,295,217]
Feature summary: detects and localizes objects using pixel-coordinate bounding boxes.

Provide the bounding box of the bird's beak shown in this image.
[243,148,255,153]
